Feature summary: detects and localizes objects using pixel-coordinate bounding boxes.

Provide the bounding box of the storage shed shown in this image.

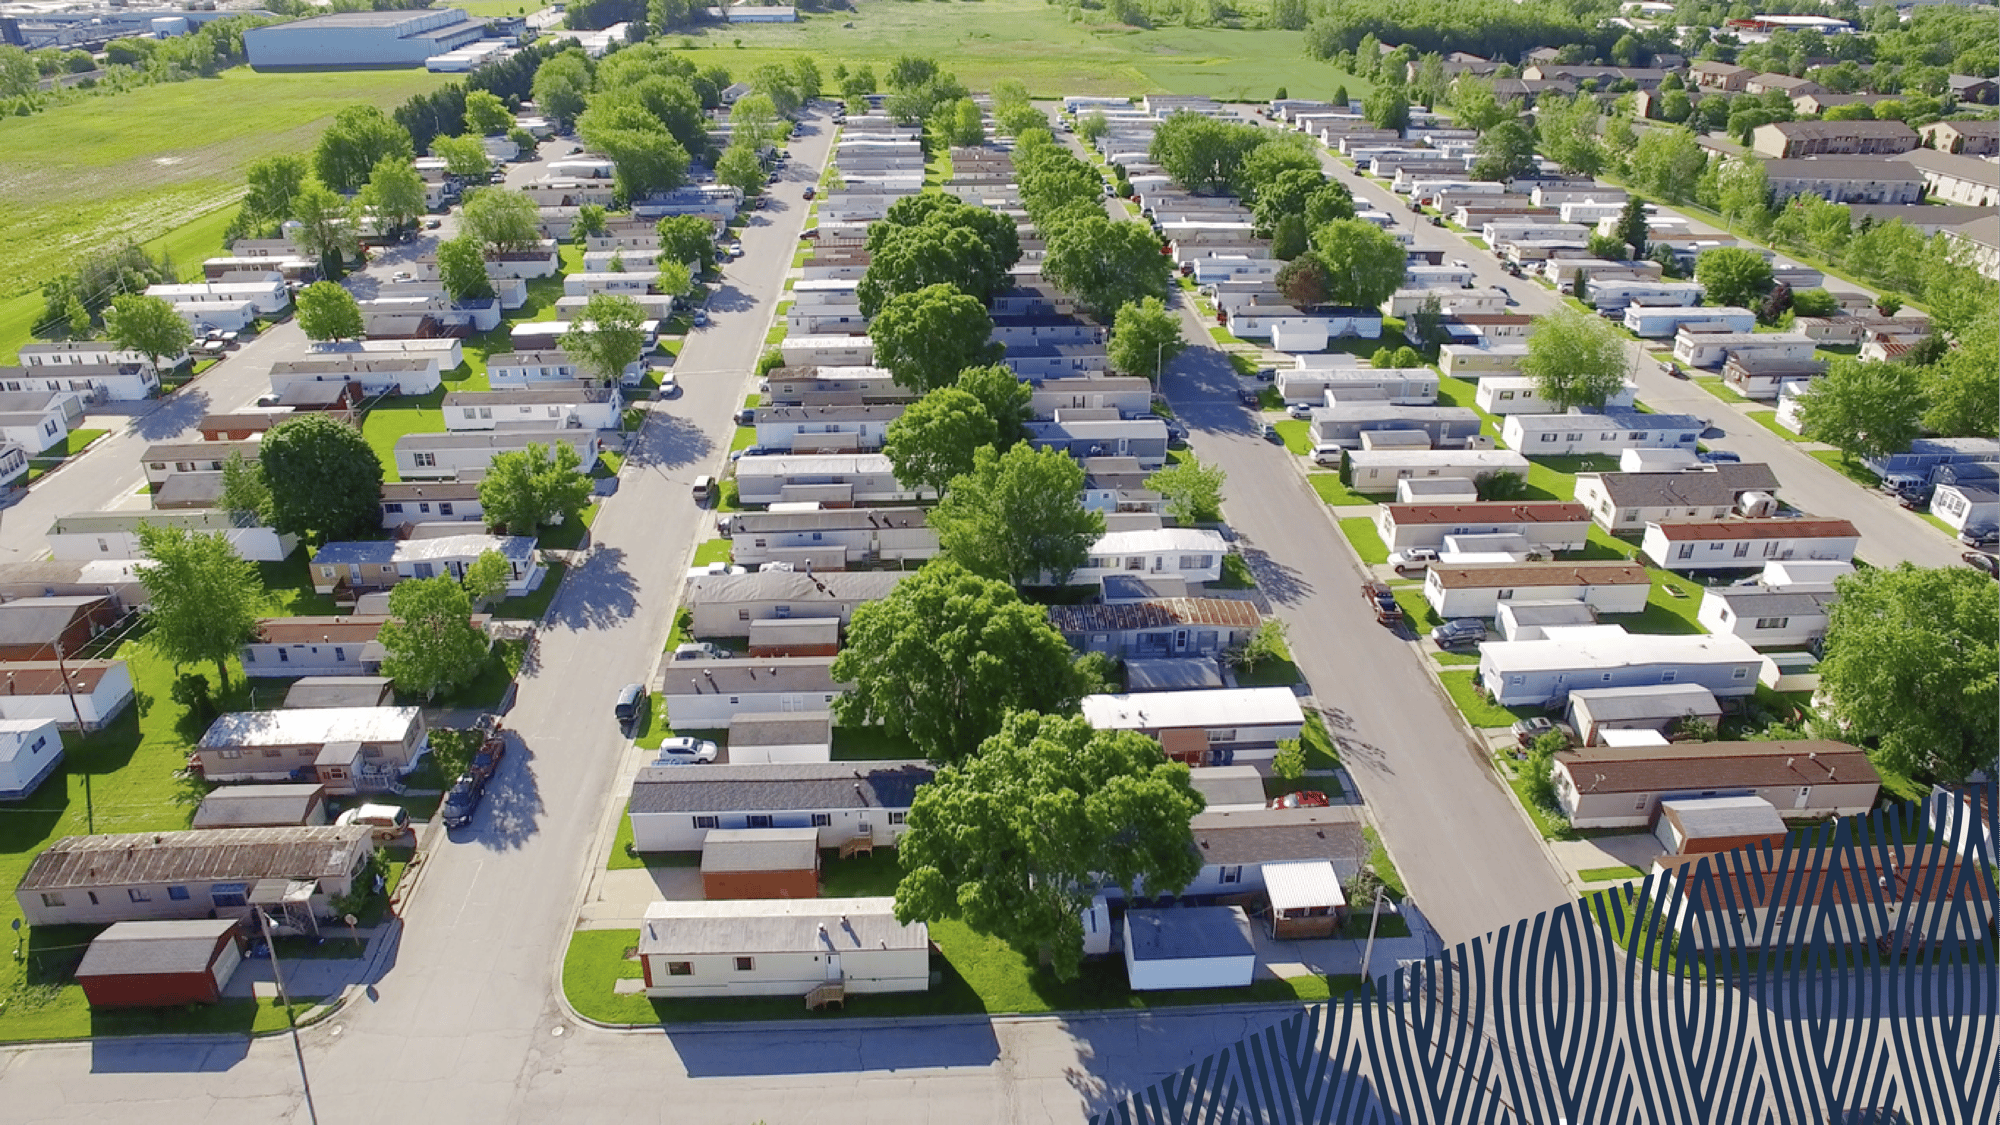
[700,827,821,900]
[725,711,833,764]
[191,783,330,829]
[73,919,245,1008]
[1653,795,1788,855]
[1123,907,1258,991]
[1263,860,1348,939]
[0,716,63,801]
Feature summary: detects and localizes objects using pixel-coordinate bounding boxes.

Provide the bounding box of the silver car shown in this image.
[654,737,719,765]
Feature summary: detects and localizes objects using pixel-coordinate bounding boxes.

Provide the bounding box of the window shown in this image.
[1732,667,1750,679]
[418,503,432,514]
[278,649,288,663]
[263,747,283,757]
[1219,866,1242,885]
[738,609,751,620]
[478,407,493,419]
[1754,617,1789,630]
[1208,729,1237,743]
[1733,542,1750,558]
[1540,433,1558,444]
[1677,544,1695,560]
[440,503,454,516]
[218,748,241,759]
[384,502,404,514]
[413,452,436,468]
[811,813,830,827]
[1661,670,1677,683]
[334,648,346,662]
[747,814,773,828]
[98,538,109,553]
[1126,556,1145,571]
[735,956,755,971]
[888,811,907,826]
[1498,390,1515,400]
[168,885,190,901]
[693,815,718,829]
[128,888,151,902]
[667,961,693,976]
[1497,589,1514,600]
[1565,433,1583,443]
[39,892,63,908]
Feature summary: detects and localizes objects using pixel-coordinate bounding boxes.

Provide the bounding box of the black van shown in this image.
[614,683,644,726]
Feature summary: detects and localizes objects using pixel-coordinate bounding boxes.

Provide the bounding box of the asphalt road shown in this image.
[1232,107,1965,570]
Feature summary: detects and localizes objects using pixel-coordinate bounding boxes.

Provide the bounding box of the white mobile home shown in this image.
[731,453,927,507]
[1081,687,1303,764]
[1624,306,1757,338]
[626,760,932,853]
[662,657,844,730]
[1502,410,1703,456]
[1439,344,1528,379]
[1566,683,1724,748]
[1672,330,1817,370]
[1641,518,1860,573]
[1123,907,1257,992]
[442,387,622,432]
[1375,501,1592,554]
[636,897,928,1001]
[1422,561,1652,620]
[1695,586,1835,649]
[393,430,599,481]
[47,510,297,564]
[1478,626,1764,708]
[1475,376,1633,416]
[1342,449,1529,495]
[1073,527,1229,586]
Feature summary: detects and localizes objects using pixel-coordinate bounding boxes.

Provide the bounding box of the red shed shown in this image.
[700,827,821,900]
[73,919,246,1008]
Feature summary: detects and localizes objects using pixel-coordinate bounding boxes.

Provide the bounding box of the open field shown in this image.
[0,68,446,356]
[667,0,1369,100]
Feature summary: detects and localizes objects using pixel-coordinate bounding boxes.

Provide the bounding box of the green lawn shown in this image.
[1810,450,1882,489]
[491,560,565,620]
[831,725,924,761]
[1308,472,1373,507]
[1746,409,1809,442]
[1338,516,1389,564]
[1579,524,1642,560]
[47,429,108,458]
[1297,711,1341,771]
[1438,670,1523,730]
[1691,375,1754,405]
[690,539,732,567]
[1212,553,1257,590]
[1578,866,1645,883]
[0,67,448,357]
[1599,571,1709,636]
[1389,585,1438,631]
[1523,454,1620,503]
[256,553,339,618]
[1494,752,1585,842]
[729,426,758,453]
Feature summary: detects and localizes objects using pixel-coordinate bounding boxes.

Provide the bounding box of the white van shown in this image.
[336,804,411,840]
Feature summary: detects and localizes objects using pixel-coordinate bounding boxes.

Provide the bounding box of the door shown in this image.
[1173,629,1190,653]
[826,954,842,981]
[1794,786,1810,809]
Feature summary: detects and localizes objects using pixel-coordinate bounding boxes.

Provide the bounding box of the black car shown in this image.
[1260,422,1285,444]
[1237,388,1262,407]
[1960,525,1999,548]
[441,774,482,829]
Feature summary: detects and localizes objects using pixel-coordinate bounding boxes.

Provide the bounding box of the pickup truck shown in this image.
[1361,581,1403,624]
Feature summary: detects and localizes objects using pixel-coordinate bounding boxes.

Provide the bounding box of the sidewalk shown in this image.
[223,919,401,1003]
[1253,899,1444,983]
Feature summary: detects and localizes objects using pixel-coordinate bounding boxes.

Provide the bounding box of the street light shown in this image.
[256,907,321,1125]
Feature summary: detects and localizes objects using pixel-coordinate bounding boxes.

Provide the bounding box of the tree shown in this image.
[1303,182,1358,229]
[290,181,359,280]
[1537,94,1606,176]
[103,294,192,383]
[655,214,717,275]
[1616,196,1649,260]
[893,710,1205,981]
[532,50,592,128]
[1695,246,1775,309]
[868,284,1002,394]
[954,364,1032,450]
[830,561,1089,763]
[361,157,427,236]
[379,576,491,701]
[714,139,766,197]
[478,441,594,536]
[1250,167,1329,234]
[1408,293,1446,352]
[1106,297,1185,383]
[1270,213,1308,260]
[459,187,540,253]
[1311,219,1407,309]
[1797,359,1925,464]
[729,93,781,151]
[1471,119,1536,181]
[1817,565,1997,784]
[930,443,1105,589]
[261,414,383,540]
[1042,216,1172,318]
[1921,313,1999,437]
[461,549,513,610]
[578,102,690,201]
[858,222,1003,316]
[573,203,608,245]
[1628,128,1706,204]
[561,292,648,386]
[1711,155,1773,236]
[1789,288,1840,319]
[134,523,262,692]
[1234,139,1320,202]
[218,449,272,524]
[655,259,692,300]
[1586,232,1628,262]
[1077,109,1109,142]
[1146,456,1225,525]
[1364,87,1410,134]
[240,154,310,232]
[1275,251,1332,308]
[1522,306,1633,411]
[437,235,495,303]
[463,89,513,136]
[883,386,997,496]
[1475,470,1528,501]
[790,54,821,102]
[1449,75,1516,133]
[430,133,492,179]
[314,105,414,193]
[295,281,363,343]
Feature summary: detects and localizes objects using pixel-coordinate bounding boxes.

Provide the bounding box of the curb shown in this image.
[566,994,1336,1036]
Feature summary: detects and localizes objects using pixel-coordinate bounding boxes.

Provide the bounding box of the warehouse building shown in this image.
[244,9,488,70]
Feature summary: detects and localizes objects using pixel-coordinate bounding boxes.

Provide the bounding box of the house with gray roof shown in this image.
[14,826,375,926]
[309,534,541,596]
[1572,462,1781,532]
[683,569,905,638]
[663,657,845,729]
[718,506,937,569]
[626,760,934,852]
[1696,585,1836,649]
[393,429,599,481]
[191,783,331,830]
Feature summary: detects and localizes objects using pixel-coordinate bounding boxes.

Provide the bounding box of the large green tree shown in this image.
[290,181,360,280]
[1106,297,1186,383]
[459,187,541,254]
[1275,252,1332,309]
[1694,246,1776,309]
[295,281,363,342]
[1147,456,1226,525]
[954,364,1032,450]
[830,562,1089,764]
[361,157,427,237]
[1628,128,1707,204]
[104,294,192,382]
[655,214,717,274]
[1798,359,1925,464]
[894,710,1206,981]
[1471,119,1537,181]
[463,89,513,136]
[883,386,997,497]
[436,235,495,303]
[379,576,491,701]
[218,449,272,525]
[314,105,414,193]
[857,223,1003,317]
[1310,219,1407,309]
[260,414,384,541]
[1522,306,1633,411]
[477,441,594,535]
[868,284,1003,394]
[1250,167,1329,235]
[1040,215,1172,318]
[531,49,592,128]
[430,134,492,180]
[561,291,648,386]
[134,523,263,691]
[578,101,690,202]
[930,443,1104,589]
[1818,565,1998,784]
[714,140,765,197]
[238,154,310,235]
[1921,311,2000,438]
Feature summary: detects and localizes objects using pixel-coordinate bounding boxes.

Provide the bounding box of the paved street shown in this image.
[1238,107,1964,569]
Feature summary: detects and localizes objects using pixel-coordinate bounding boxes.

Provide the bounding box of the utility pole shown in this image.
[52,642,91,834]
[256,906,321,1125]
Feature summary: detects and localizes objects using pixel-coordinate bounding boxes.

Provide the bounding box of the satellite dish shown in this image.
[343,914,358,927]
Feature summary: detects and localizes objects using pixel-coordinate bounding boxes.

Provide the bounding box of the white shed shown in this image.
[0,717,64,800]
[1122,906,1257,991]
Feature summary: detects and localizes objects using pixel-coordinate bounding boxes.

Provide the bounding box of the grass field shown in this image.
[668,0,1371,101]
[0,68,446,357]
[1338,516,1389,565]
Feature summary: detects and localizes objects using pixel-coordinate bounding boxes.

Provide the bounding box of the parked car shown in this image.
[1511,717,1561,748]
[469,732,506,782]
[1259,422,1285,445]
[424,218,442,230]
[1267,790,1332,810]
[1959,525,1998,547]
[726,241,744,258]
[1697,450,1741,464]
[441,774,482,829]
[1237,388,1263,407]
[335,804,410,841]
[729,444,775,462]
[1286,402,1314,419]
[1430,618,1487,648]
[1961,551,1998,579]
[802,185,816,199]
[1450,258,1469,269]
[657,371,678,398]
[672,642,727,661]
[1362,580,1402,624]
[1389,546,1440,575]
[654,736,719,765]
[691,309,709,327]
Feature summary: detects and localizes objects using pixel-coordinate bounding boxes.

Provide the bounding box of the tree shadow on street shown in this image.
[625,411,712,473]
[544,544,640,631]
[1236,541,1311,606]
[127,385,210,441]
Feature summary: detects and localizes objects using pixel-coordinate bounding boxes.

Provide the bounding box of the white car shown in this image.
[654,736,719,765]
[671,642,726,661]
[1450,259,1469,269]
[726,241,744,259]
[1388,547,1440,574]
[657,370,678,397]
[1286,402,1314,419]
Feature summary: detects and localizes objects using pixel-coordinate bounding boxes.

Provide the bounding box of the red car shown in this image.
[1267,790,1331,810]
